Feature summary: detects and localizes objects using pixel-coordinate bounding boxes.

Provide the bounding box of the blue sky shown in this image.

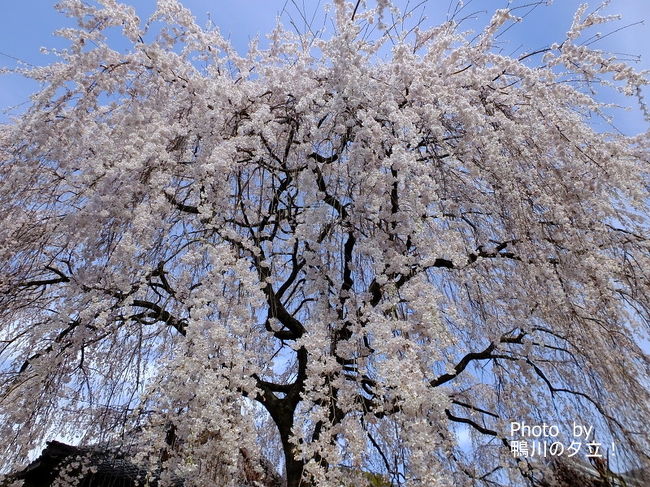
[0,0,648,132]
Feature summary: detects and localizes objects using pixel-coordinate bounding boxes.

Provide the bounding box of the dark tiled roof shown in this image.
[6,440,283,487]
[8,441,179,487]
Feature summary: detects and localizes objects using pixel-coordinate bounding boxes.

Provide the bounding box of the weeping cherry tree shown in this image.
[1,0,649,486]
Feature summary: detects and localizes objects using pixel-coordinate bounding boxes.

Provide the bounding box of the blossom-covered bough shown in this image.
[0,1,648,486]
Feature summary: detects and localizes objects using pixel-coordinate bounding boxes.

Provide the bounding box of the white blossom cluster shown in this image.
[0,1,648,486]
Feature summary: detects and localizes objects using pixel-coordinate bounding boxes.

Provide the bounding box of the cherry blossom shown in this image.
[0,1,648,486]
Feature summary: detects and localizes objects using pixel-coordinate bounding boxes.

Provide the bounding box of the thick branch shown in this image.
[131,299,187,335]
[431,332,524,387]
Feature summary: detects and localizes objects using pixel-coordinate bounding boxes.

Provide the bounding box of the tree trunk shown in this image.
[264,397,306,487]
[280,431,305,487]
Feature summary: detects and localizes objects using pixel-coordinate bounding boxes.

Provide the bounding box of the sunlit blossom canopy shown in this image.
[0,1,648,486]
